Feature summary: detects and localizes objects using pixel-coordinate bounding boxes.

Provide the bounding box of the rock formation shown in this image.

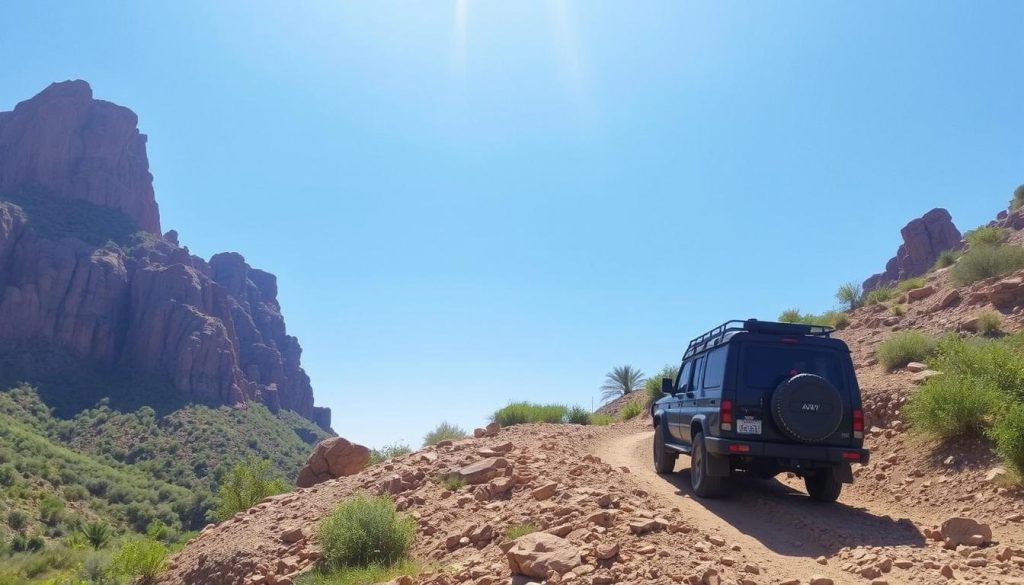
[0,81,160,233]
[863,208,962,292]
[296,437,371,488]
[0,81,330,428]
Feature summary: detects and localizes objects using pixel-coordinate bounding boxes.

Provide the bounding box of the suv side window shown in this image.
[702,347,727,389]
[676,361,693,393]
[691,356,705,391]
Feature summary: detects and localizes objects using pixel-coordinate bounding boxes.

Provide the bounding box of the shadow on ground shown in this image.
[657,461,928,557]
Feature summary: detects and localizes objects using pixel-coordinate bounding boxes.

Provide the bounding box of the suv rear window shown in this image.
[741,345,843,389]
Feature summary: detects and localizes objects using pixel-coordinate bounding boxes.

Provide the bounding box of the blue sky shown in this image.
[2,2,1023,448]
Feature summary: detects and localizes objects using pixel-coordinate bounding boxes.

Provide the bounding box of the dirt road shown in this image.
[596,429,932,584]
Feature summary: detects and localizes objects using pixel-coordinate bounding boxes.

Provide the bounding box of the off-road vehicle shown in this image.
[651,319,869,502]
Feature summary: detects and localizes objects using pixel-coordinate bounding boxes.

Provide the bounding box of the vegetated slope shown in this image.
[0,385,329,542]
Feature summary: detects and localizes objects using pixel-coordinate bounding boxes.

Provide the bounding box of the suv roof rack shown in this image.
[683,319,834,358]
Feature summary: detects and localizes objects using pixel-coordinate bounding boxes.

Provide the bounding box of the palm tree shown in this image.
[601,365,646,403]
[81,521,112,550]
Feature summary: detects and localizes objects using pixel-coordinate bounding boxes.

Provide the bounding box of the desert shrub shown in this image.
[369,443,412,465]
[7,510,27,531]
[216,457,289,520]
[0,464,17,486]
[991,405,1024,473]
[492,403,568,427]
[977,310,1003,336]
[863,286,896,306]
[318,494,415,570]
[422,422,468,446]
[620,402,643,421]
[39,493,65,526]
[896,277,927,293]
[965,225,1008,247]
[891,304,906,317]
[590,413,614,426]
[564,406,591,425]
[108,537,167,580]
[1013,184,1024,211]
[63,484,88,502]
[877,331,937,371]
[933,248,961,269]
[439,474,465,491]
[906,375,999,438]
[80,551,113,584]
[644,365,679,406]
[505,523,538,540]
[835,282,862,311]
[952,244,1024,285]
[778,308,802,323]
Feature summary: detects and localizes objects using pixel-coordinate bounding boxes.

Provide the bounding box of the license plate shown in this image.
[737,419,762,435]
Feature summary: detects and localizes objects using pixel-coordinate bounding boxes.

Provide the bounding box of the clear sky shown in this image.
[2,2,1023,448]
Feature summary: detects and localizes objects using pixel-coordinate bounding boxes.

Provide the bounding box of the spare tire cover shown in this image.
[770,374,844,443]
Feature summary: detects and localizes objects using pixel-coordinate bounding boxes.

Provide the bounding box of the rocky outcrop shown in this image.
[296,437,370,488]
[0,82,329,428]
[0,80,160,233]
[863,208,962,292]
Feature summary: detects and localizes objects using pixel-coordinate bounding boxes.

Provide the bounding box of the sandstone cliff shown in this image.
[0,81,330,429]
[863,208,962,292]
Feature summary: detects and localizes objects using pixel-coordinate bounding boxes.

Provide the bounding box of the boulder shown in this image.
[863,209,962,292]
[296,437,370,488]
[506,532,581,578]
[906,285,935,301]
[453,457,510,484]
[939,517,992,549]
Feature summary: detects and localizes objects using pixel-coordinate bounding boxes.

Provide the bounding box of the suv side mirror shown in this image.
[661,377,674,395]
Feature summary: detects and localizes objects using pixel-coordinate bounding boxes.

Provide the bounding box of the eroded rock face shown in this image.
[0,82,329,428]
[0,80,160,233]
[863,208,962,292]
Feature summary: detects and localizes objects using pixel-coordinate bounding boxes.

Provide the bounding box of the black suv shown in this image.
[651,319,869,502]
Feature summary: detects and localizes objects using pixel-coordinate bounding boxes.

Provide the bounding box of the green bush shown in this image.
[619,402,643,421]
[952,244,1024,285]
[776,310,848,329]
[439,474,466,491]
[906,374,999,438]
[7,509,27,531]
[298,559,422,585]
[990,405,1024,473]
[492,403,568,427]
[505,523,538,540]
[891,304,906,317]
[933,248,961,270]
[1013,184,1024,211]
[318,494,415,571]
[896,277,927,293]
[422,422,467,446]
[778,308,802,323]
[564,406,591,425]
[835,282,862,311]
[108,537,167,580]
[644,365,679,406]
[80,551,113,584]
[863,286,896,306]
[965,225,1008,247]
[216,457,289,520]
[369,443,412,465]
[977,310,1003,336]
[590,414,614,426]
[876,331,937,371]
[0,463,17,486]
[39,493,65,526]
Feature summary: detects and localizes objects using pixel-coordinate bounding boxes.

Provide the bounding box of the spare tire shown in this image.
[770,374,844,443]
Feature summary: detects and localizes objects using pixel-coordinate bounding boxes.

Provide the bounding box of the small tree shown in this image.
[216,457,289,520]
[81,521,112,550]
[1011,184,1024,210]
[601,365,646,403]
[835,282,862,311]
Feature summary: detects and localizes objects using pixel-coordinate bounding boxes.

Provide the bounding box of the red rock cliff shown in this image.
[863,208,963,292]
[0,82,330,429]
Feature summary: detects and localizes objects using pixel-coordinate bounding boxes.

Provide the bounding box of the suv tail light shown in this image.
[852,408,864,439]
[721,399,733,431]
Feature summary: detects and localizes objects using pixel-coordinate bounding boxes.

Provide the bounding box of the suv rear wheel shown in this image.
[804,467,842,502]
[690,432,726,498]
[653,420,677,474]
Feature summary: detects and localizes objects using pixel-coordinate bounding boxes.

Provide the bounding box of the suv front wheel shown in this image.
[690,432,726,498]
[804,467,842,502]
[653,420,677,474]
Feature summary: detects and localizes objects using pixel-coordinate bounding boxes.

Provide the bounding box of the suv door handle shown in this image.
[685,392,695,399]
